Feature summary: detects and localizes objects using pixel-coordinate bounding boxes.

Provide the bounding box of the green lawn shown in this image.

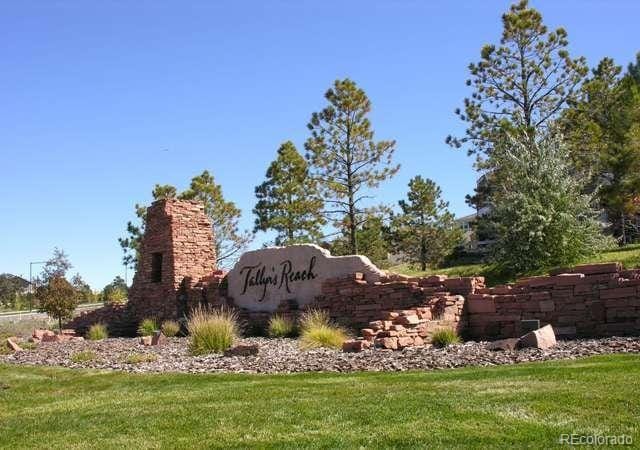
[393,244,640,286]
[1,355,639,448]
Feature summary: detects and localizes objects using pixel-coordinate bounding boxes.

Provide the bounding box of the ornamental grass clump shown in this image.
[299,309,347,350]
[70,350,98,363]
[267,315,297,338]
[87,323,108,341]
[161,320,181,337]
[187,306,239,355]
[137,318,158,337]
[431,328,461,348]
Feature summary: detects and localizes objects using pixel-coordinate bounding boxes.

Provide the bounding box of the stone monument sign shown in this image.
[227,244,385,311]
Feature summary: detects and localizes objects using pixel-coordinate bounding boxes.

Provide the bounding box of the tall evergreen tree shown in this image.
[179,170,252,266]
[561,57,640,243]
[628,52,640,85]
[393,176,463,271]
[329,210,392,268]
[305,78,399,254]
[447,0,587,166]
[253,141,325,245]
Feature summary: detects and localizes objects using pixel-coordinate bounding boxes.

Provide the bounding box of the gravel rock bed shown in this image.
[2,336,640,374]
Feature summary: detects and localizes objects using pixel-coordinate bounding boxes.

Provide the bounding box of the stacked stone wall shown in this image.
[466,263,640,339]
[291,272,482,330]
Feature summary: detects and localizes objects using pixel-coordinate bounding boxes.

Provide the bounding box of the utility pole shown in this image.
[29,261,47,312]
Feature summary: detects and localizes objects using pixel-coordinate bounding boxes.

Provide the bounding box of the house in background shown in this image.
[455,206,495,253]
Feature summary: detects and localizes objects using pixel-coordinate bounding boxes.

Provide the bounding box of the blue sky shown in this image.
[1,0,638,289]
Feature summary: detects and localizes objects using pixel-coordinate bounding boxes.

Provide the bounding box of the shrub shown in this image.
[299,325,347,350]
[87,323,108,341]
[187,306,239,355]
[137,318,158,337]
[267,315,297,338]
[70,350,97,363]
[431,328,461,347]
[161,320,180,337]
[123,353,157,364]
[298,309,347,350]
[299,309,331,331]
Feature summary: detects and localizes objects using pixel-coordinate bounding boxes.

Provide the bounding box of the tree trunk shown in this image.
[420,234,427,271]
[621,213,627,245]
[348,196,357,255]
[346,146,357,255]
[58,317,62,332]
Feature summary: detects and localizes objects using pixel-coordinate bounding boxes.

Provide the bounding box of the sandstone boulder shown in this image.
[5,338,22,352]
[151,331,167,346]
[518,324,557,350]
[342,339,371,353]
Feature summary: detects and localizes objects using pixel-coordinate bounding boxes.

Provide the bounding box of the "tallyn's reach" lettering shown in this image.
[239,256,318,301]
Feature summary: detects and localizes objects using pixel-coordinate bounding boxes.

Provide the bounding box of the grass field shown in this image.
[393,244,640,286]
[1,354,639,448]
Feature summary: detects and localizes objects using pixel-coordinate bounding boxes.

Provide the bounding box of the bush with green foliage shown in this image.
[87,323,108,341]
[161,320,180,337]
[267,315,297,338]
[187,306,239,355]
[298,309,347,350]
[490,133,612,274]
[137,318,158,337]
[37,276,78,331]
[430,328,461,348]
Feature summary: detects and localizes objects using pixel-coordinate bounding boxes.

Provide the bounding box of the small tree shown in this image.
[102,276,128,305]
[253,141,325,245]
[305,78,399,254]
[71,273,95,304]
[491,133,611,274]
[393,176,463,270]
[41,247,73,284]
[38,276,78,331]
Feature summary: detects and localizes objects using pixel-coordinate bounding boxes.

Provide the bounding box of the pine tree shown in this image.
[305,78,399,255]
[180,170,253,266]
[447,0,587,165]
[393,176,463,271]
[561,57,640,243]
[253,141,325,245]
[328,211,392,268]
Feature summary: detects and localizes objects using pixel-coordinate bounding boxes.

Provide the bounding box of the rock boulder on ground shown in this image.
[5,338,22,352]
[518,324,557,349]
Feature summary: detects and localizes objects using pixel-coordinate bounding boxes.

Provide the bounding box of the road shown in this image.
[0,302,104,322]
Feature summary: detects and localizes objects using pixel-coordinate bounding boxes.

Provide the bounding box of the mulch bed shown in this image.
[2,336,639,374]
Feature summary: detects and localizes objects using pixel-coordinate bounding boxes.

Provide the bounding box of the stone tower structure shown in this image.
[127,199,216,322]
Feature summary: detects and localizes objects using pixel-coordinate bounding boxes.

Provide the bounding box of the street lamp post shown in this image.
[29,261,47,312]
